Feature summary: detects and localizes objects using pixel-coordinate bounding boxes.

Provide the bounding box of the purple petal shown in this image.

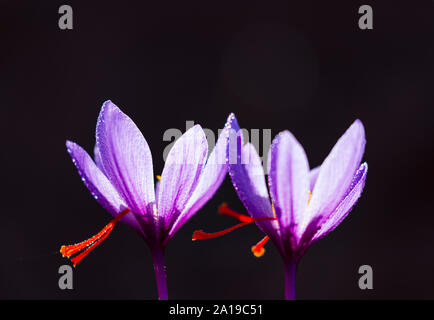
[168,115,231,238]
[309,166,320,192]
[227,116,278,238]
[268,131,310,242]
[312,162,368,242]
[95,100,155,216]
[157,125,208,230]
[302,119,366,231]
[66,141,142,231]
[155,179,160,204]
[93,144,105,174]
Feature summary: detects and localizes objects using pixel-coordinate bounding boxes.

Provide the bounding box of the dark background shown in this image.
[0,1,433,299]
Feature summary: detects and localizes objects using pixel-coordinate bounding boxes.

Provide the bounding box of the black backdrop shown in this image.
[0,1,433,299]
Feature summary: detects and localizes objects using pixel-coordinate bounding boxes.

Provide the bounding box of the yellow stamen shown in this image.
[251,236,269,258]
[272,203,277,218]
[252,246,266,257]
[156,175,161,181]
[307,191,312,206]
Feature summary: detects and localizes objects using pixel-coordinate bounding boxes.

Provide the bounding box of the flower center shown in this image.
[192,203,276,257]
[60,208,131,267]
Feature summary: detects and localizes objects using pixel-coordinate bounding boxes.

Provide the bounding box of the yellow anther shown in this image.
[307,191,312,206]
[251,235,269,258]
[251,246,266,258]
[272,203,277,218]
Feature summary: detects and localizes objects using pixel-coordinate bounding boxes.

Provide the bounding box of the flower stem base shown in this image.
[151,248,168,300]
[284,261,297,300]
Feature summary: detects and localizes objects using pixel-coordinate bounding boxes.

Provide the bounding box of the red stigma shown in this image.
[192,222,250,240]
[60,208,131,267]
[192,203,276,241]
[218,203,253,223]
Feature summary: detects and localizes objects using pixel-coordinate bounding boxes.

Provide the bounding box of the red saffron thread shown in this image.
[192,203,276,241]
[60,208,131,267]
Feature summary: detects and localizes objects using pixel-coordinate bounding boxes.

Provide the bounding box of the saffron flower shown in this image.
[194,115,367,299]
[61,100,229,299]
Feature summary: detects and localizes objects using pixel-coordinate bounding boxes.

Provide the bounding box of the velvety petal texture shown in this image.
[157,125,208,230]
[93,144,105,174]
[268,131,310,243]
[312,162,368,241]
[168,115,231,239]
[301,120,366,233]
[309,166,320,192]
[66,141,142,231]
[228,116,278,240]
[96,101,156,216]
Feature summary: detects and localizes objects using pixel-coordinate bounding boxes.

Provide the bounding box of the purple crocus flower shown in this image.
[60,100,229,300]
[194,115,367,299]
